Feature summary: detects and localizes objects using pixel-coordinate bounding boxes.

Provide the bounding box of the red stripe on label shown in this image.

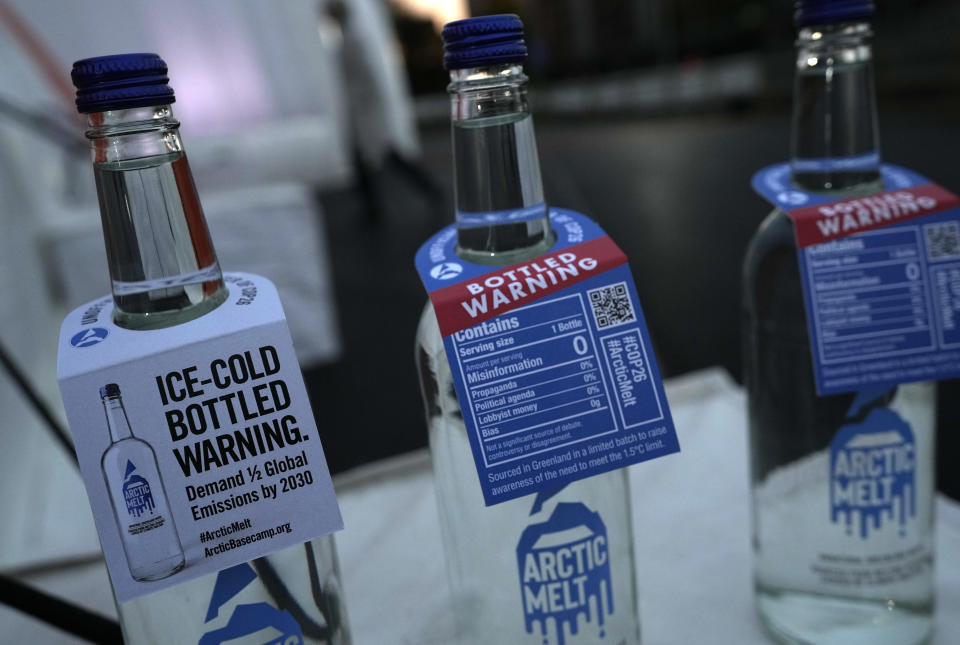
[430,236,627,337]
[789,183,960,249]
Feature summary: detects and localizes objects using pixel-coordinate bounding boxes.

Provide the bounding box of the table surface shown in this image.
[3,368,958,644]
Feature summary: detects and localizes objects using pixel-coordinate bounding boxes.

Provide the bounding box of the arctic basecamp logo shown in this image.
[830,391,916,539]
[71,327,108,347]
[122,461,156,518]
[517,502,614,645]
[430,262,463,280]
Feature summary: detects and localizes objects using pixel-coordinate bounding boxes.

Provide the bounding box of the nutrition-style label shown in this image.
[807,229,934,362]
[753,163,960,394]
[417,209,678,505]
[456,295,616,467]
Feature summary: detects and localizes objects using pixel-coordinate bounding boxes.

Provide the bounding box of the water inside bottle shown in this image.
[93,152,225,329]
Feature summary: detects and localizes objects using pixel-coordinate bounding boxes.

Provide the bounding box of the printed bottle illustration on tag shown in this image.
[830,391,916,539]
[517,499,614,645]
[100,383,185,581]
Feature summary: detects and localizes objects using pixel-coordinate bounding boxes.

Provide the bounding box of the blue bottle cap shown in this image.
[795,0,875,27]
[99,383,121,398]
[441,14,526,70]
[71,53,175,114]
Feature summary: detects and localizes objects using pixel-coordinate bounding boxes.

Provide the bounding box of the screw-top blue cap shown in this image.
[99,383,121,398]
[441,14,527,70]
[71,53,175,114]
[795,0,875,27]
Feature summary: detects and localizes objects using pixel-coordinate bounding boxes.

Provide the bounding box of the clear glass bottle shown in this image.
[85,101,226,330]
[416,16,641,645]
[100,383,185,581]
[72,53,350,645]
[742,8,935,645]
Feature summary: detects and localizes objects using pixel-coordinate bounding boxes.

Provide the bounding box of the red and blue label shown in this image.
[416,209,679,506]
[753,163,960,395]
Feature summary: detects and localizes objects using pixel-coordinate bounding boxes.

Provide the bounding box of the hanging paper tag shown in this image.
[753,163,960,395]
[415,209,679,506]
[57,273,342,602]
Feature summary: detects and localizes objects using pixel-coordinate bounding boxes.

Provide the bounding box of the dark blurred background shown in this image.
[307,0,960,501]
[0,0,957,500]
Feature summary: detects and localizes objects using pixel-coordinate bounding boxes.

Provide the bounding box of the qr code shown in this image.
[587,282,635,329]
[924,222,960,261]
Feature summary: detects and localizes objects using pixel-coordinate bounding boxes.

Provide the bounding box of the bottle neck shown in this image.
[449,64,554,265]
[86,105,226,330]
[789,21,882,195]
[103,395,133,442]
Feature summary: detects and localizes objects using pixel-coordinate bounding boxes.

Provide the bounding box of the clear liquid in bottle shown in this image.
[93,152,226,330]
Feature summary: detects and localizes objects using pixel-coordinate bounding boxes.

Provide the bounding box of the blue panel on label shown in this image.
[416,209,680,506]
[752,163,960,395]
[599,326,663,429]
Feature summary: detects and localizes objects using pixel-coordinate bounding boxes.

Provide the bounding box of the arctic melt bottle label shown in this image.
[517,502,613,645]
[58,273,342,602]
[416,209,679,506]
[753,163,960,394]
[830,403,916,539]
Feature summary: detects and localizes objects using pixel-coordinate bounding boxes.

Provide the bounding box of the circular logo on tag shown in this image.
[430,262,463,280]
[777,190,809,206]
[71,327,108,348]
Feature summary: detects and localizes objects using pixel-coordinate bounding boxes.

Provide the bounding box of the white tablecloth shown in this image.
[333,368,960,645]
[4,368,958,643]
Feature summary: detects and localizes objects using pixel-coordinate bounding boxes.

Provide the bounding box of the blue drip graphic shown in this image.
[517,502,613,645]
[830,393,916,539]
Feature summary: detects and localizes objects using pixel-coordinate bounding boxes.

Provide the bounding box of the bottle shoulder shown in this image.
[415,300,449,422]
[742,208,808,329]
[415,300,443,357]
[744,208,796,272]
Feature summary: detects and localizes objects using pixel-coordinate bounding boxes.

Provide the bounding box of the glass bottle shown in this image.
[72,53,350,644]
[101,383,185,581]
[415,16,641,645]
[742,5,935,644]
[84,101,226,329]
